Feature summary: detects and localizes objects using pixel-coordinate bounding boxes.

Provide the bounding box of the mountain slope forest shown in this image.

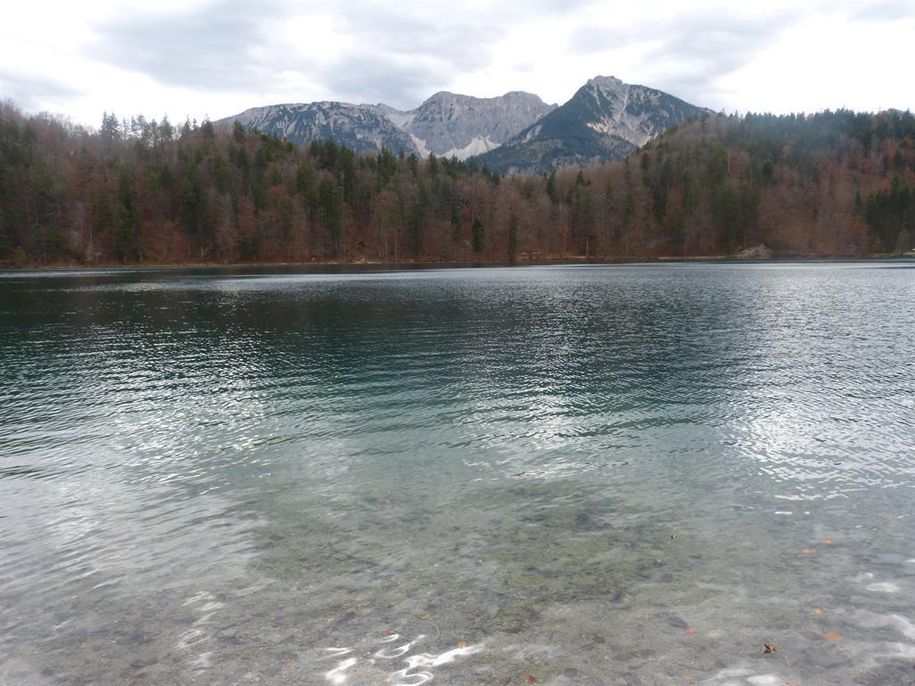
[1,102,914,266]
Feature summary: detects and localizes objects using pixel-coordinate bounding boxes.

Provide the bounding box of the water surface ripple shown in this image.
[1,263,913,685]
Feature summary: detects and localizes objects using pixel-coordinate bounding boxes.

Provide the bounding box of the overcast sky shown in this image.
[2,0,914,128]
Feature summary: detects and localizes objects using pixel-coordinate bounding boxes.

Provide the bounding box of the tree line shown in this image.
[1,101,913,266]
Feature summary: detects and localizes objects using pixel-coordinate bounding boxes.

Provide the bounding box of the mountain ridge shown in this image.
[474,75,709,173]
[217,76,704,170]
[219,89,555,161]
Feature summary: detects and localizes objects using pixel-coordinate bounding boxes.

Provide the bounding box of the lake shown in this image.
[1,262,913,686]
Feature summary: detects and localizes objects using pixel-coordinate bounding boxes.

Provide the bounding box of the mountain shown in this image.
[473,76,707,174]
[218,77,704,171]
[222,102,416,155]
[220,91,554,160]
[378,91,556,159]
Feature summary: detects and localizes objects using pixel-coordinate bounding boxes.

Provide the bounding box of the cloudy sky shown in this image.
[2,0,913,127]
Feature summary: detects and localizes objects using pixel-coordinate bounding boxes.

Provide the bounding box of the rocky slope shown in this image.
[223,102,415,155]
[219,76,704,170]
[221,91,554,160]
[379,91,556,159]
[473,76,706,173]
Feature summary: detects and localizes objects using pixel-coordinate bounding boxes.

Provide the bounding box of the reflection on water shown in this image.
[1,263,913,685]
[321,632,483,686]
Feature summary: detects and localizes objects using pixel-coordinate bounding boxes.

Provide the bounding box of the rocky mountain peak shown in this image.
[585,75,624,90]
[578,76,630,109]
[391,90,556,159]
[473,76,705,174]
[425,90,457,102]
[218,76,704,170]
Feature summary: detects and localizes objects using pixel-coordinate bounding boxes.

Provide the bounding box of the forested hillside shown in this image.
[1,102,913,266]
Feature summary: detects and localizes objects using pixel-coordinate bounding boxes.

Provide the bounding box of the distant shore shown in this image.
[2,253,912,273]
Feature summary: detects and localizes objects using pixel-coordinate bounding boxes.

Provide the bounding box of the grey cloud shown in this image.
[339,7,506,71]
[649,12,789,73]
[572,7,799,69]
[320,52,443,108]
[0,72,85,113]
[86,1,513,108]
[519,0,595,14]
[335,5,508,72]
[570,8,803,108]
[569,23,648,54]
[513,62,537,73]
[87,2,284,91]
[76,0,827,116]
[645,72,732,112]
[846,0,915,21]
[307,4,516,108]
[646,10,802,105]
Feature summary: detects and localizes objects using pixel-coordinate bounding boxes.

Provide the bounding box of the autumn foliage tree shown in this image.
[1,102,913,265]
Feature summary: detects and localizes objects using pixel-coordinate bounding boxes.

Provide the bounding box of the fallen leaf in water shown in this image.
[821,539,834,545]
[764,643,778,654]
[810,608,825,617]
[282,658,295,669]
[824,630,843,642]
[420,613,430,620]
[457,641,468,649]
[525,674,537,684]
[685,628,698,638]
[383,629,395,637]
[705,629,718,638]
[801,548,813,555]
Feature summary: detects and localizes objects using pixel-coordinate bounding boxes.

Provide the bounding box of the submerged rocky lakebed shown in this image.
[1,262,913,685]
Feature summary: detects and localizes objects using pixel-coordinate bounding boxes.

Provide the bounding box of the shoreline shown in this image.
[1,254,911,273]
